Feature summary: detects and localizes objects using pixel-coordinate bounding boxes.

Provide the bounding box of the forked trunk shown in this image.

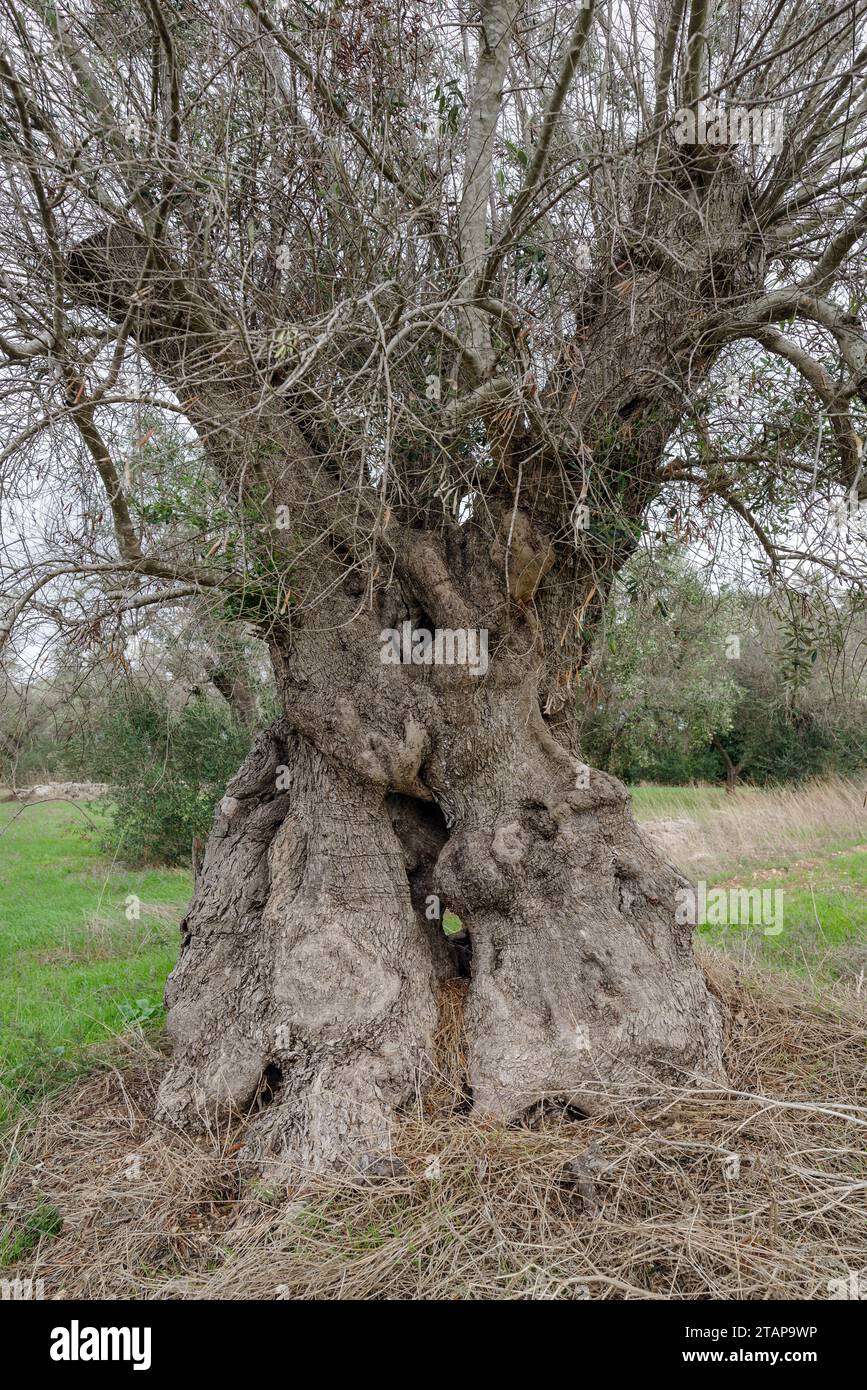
[69,214,735,1172]
[157,639,725,1172]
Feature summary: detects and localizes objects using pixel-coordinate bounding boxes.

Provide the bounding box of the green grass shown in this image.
[700,847,867,985]
[629,782,867,986]
[628,783,728,819]
[0,800,189,1121]
[1,786,863,1137]
[0,1200,63,1267]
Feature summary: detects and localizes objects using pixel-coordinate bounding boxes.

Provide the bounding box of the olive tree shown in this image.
[1,0,866,1169]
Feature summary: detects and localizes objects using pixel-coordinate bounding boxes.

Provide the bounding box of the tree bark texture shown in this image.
[157,609,725,1171]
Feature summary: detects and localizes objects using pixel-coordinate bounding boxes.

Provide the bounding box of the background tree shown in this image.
[2,0,867,1169]
[91,688,251,865]
[580,553,867,787]
[714,581,867,786]
[578,546,743,782]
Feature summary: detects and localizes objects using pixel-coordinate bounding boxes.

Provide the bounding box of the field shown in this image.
[632,777,867,988]
[1,783,865,1298]
[0,799,191,1124]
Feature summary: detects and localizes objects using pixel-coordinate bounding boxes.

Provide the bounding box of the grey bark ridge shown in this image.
[158,698,725,1172]
[157,725,439,1174]
[430,717,725,1121]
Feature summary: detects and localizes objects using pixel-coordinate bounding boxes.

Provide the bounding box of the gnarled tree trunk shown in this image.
[70,196,731,1178]
[430,698,725,1121]
[9,0,867,1190]
[157,602,725,1172]
[158,725,441,1171]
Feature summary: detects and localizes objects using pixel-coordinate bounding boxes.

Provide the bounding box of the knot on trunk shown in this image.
[434,826,520,915]
[331,701,433,798]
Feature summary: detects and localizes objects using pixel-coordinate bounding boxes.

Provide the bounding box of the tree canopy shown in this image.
[1,0,866,714]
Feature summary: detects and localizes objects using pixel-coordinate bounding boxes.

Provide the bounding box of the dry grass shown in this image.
[644,774,867,875]
[2,956,865,1301]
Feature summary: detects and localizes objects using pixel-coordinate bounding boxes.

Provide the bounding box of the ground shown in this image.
[1,782,865,1299]
[0,798,190,1126]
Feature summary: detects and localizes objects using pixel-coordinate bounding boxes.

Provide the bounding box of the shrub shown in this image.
[92,692,249,864]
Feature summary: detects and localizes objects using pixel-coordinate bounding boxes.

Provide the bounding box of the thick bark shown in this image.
[158,622,725,1170]
[157,724,439,1172]
[432,702,725,1118]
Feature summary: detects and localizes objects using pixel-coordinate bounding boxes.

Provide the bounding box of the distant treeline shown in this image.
[578,548,867,790]
[3,548,866,864]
